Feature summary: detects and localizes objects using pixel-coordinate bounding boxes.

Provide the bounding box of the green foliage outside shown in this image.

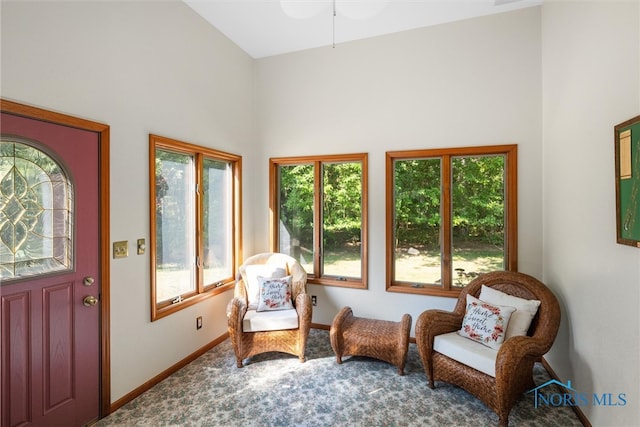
[278,156,505,283]
[155,152,506,286]
[393,158,441,248]
[278,164,314,249]
[451,156,505,247]
[277,156,504,250]
[278,162,363,249]
[393,155,505,249]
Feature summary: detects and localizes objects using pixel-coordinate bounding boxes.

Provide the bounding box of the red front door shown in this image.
[1,111,101,426]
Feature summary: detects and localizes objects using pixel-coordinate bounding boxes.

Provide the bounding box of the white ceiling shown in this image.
[184,0,543,59]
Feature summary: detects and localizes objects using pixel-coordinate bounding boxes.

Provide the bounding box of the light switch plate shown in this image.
[113,241,128,258]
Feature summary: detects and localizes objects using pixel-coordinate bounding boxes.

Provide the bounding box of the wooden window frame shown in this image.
[149,134,242,321]
[385,144,517,298]
[269,153,368,289]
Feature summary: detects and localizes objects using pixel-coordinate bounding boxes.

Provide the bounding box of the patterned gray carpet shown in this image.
[97,328,582,426]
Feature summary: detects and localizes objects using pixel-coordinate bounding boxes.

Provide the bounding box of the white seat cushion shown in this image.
[242,308,299,332]
[433,332,498,377]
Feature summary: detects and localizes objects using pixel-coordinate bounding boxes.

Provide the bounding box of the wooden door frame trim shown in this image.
[1,98,112,418]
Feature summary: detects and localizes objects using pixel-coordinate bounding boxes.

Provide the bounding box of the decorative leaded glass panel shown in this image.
[0,141,73,281]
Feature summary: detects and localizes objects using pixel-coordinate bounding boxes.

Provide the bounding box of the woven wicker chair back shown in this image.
[454,271,561,346]
[238,252,308,303]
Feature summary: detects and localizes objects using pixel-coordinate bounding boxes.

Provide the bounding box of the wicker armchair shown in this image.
[226,253,312,367]
[415,271,561,427]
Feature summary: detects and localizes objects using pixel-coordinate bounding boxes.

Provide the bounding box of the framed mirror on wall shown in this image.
[615,114,640,248]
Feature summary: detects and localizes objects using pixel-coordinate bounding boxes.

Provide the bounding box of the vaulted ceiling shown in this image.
[184,0,542,59]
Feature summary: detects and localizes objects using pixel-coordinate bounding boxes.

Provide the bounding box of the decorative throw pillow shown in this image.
[459,294,516,349]
[479,285,541,339]
[257,275,294,312]
[243,265,287,310]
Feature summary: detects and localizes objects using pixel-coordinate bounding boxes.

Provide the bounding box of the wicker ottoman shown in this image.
[330,306,412,375]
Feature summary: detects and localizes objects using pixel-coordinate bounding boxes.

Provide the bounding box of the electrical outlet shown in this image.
[196,316,203,330]
[311,295,317,306]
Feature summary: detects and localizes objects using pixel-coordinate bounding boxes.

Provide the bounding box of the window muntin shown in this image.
[150,134,241,320]
[270,153,368,289]
[0,140,73,281]
[386,145,516,297]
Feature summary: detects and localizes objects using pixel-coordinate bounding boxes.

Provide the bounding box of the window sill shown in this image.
[386,283,461,298]
[308,277,367,289]
[151,281,234,321]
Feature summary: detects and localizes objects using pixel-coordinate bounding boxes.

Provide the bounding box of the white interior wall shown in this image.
[541,1,640,425]
[1,1,255,402]
[255,7,543,328]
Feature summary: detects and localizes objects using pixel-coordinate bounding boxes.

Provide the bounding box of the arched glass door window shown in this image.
[0,140,73,281]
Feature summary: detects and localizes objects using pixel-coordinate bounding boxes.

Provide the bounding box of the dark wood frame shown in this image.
[269,153,369,289]
[1,98,112,417]
[149,134,243,321]
[385,144,518,298]
[614,114,640,248]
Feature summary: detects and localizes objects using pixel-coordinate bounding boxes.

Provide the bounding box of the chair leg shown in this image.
[425,358,435,388]
[236,358,243,368]
[498,409,509,427]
